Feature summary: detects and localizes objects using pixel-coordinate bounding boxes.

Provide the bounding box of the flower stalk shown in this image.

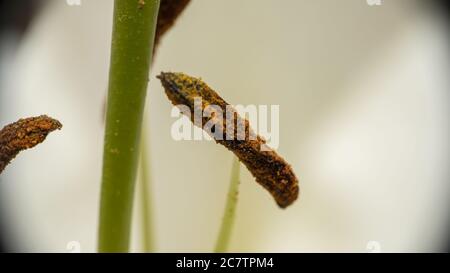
[98,0,160,253]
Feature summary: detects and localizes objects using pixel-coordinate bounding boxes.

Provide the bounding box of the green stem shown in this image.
[98,0,160,253]
[214,157,241,253]
[139,126,154,252]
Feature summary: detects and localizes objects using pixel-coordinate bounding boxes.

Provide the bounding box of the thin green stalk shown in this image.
[98,0,160,253]
[214,157,241,253]
[139,126,154,252]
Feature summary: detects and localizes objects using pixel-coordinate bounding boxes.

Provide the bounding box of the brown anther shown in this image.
[157,72,299,208]
[154,0,191,52]
[0,115,62,174]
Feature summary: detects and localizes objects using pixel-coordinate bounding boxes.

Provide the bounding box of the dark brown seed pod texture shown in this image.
[157,72,299,208]
[0,115,62,174]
